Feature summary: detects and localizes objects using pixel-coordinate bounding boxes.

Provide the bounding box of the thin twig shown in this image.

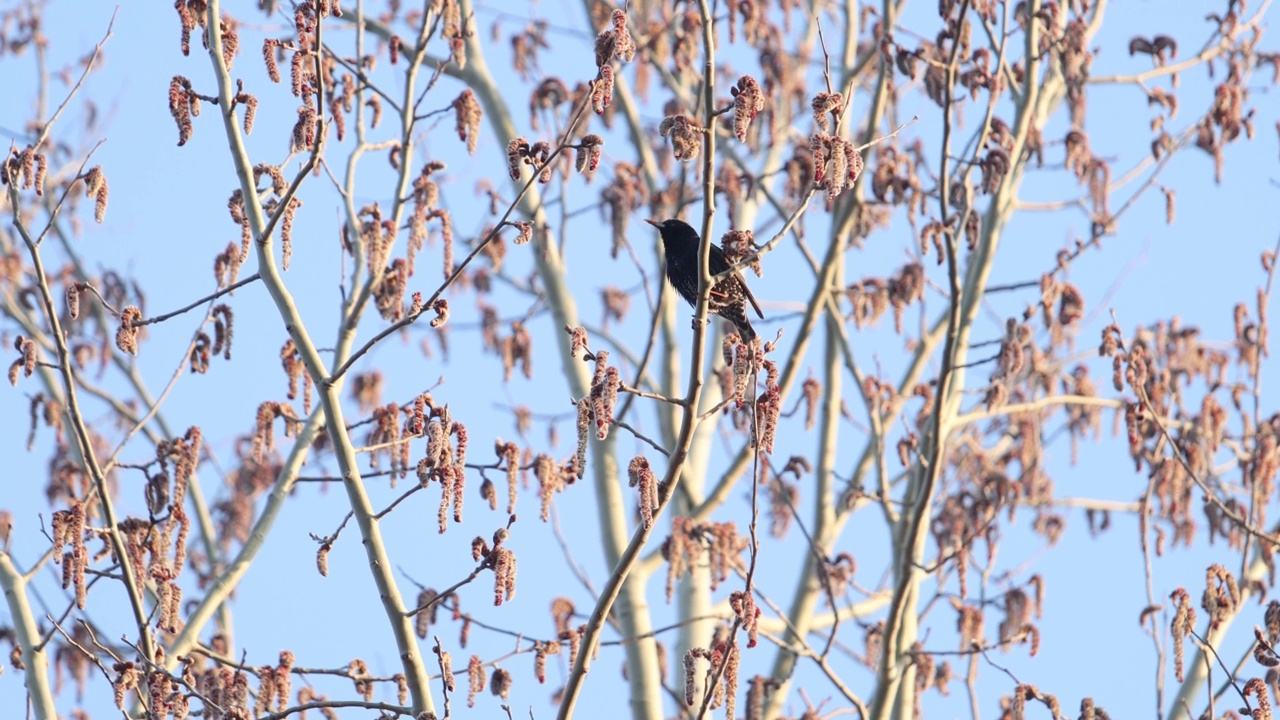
[135,274,261,327]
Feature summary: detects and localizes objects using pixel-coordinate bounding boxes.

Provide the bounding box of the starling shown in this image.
[646,218,763,341]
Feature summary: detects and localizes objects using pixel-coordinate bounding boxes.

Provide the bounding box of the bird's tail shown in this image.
[728,314,756,342]
[711,290,758,342]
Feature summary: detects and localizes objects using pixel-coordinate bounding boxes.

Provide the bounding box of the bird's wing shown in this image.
[707,246,733,274]
[741,279,764,319]
[709,247,764,318]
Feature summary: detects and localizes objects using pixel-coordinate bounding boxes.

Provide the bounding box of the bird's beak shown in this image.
[644,218,661,228]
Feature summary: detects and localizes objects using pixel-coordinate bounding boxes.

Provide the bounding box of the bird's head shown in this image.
[644,218,698,248]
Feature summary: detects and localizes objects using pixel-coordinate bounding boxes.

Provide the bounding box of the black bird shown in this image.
[646,218,764,341]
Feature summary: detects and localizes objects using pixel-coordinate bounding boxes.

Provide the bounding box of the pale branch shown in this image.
[193,646,405,683]
[31,9,115,151]
[741,580,870,720]
[432,637,453,720]
[29,140,106,249]
[716,115,921,282]
[331,143,589,383]
[0,554,57,720]
[402,564,486,619]
[570,323,666,400]
[768,456,844,658]
[29,198,238,656]
[44,616,115,687]
[610,418,672,457]
[7,177,156,664]
[549,504,601,599]
[954,394,1123,425]
[202,3,437,711]
[760,0,896,710]
[320,43,404,113]
[101,302,229,476]
[373,485,424,520]
[255,700,413,720]
[558,1,729,716]
[119,632,227,716]
[1208,634,1261,713]
[1135,381,1279,548]
[1090,0,1274,86]
[310,510,354,551]
[619,382,686,406]
[1188,627,1252,715]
